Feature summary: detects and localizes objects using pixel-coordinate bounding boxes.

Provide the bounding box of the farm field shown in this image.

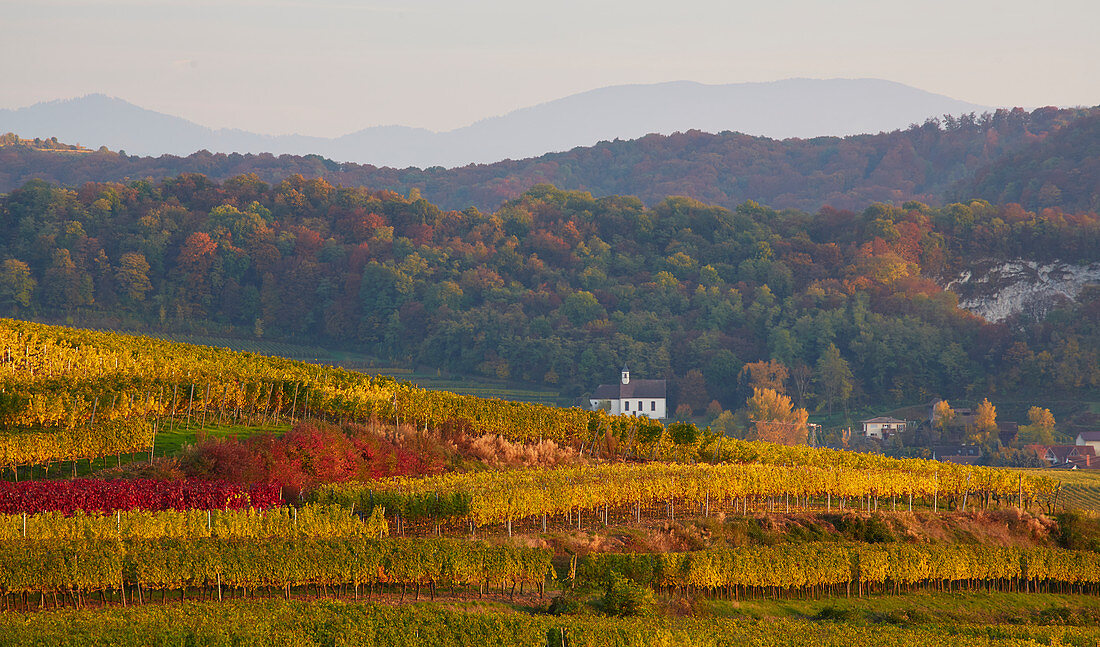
[1,319,1099,644]
[1017,469,1100,512]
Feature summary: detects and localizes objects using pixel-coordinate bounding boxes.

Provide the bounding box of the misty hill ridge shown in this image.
[0,79,990,168]
[1,105,1092,214]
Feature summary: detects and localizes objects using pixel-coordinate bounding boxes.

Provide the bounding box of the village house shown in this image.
[1028,443,1099,469]
[589,365,667,420]
[1076,431,1100,455]
[861,416,907,440]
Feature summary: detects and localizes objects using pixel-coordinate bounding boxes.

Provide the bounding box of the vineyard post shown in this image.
[169,384,179,432]
[934,474,938,513]
[201,384,210,427]
[1018,475,1023,510]
[90,397,98,425]
[22,513,25,538]
[263,382,274,425]
[291,383,300,423]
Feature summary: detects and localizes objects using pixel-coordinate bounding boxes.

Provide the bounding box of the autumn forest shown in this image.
[3,165,1100,422]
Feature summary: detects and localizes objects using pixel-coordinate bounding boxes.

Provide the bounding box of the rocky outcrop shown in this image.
[945,260,1100,322]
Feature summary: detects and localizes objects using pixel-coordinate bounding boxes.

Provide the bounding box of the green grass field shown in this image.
[3,594,1100,646]
[150,420,288,458]
[706,589,1100,625]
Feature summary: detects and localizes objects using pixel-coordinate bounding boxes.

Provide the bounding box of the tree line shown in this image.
[4,175,1100,414]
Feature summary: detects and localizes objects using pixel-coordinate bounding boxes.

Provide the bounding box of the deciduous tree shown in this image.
[115,251,153,303]
[1020,406,1056,445]
[0,259,35,312]
[739,359,788,393]
[971,398,997,443]
[933,400,955,432]
[813,344,854,414]
[744,387,809,445]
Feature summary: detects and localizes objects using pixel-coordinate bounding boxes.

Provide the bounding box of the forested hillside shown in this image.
[3,175,1100,412]
[0,106,1092,213]
[954,109,1100,213]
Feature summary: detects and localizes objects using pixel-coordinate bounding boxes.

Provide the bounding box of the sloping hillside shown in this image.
[955,109,1100,213]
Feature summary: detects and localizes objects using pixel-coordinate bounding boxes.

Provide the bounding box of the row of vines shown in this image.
[0,537,552,610]
[314,462,1060,532]
[0,504,386,540]
[579,543,1100,598]
[0,478,282,514]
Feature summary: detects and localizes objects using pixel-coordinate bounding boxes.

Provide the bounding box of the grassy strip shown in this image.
[703,590,1100,626]
[1,598,1099,646]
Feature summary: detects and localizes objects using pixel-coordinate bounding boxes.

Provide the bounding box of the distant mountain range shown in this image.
[2,105,1095,214]
[0,79,991,168]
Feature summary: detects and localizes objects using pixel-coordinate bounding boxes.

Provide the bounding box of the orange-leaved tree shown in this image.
[971,398,997,443]
[744,387,808,446]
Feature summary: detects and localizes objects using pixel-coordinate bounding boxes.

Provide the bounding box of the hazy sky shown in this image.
[3,0,1098,137]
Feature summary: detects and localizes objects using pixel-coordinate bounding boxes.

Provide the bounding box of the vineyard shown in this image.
[579,543,1100,598]
[0,537,552,610]
[314,460,1060,534]
[0,318,605,473]
[2,318,1098,641]
[1019,468,1100,512]
[0,478,282,514]
[156,332,570,405]
[0,505,386,541]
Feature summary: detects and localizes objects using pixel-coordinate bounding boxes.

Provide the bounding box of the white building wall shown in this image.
[589,399,622,415]
[863,422,903,440]
[1076,435,1100,455]
[864,423,885,440]
[622,398,665,420]
[590,398,666,419]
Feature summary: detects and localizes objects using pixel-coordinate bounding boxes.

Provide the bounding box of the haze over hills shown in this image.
[0,105,1091,214]
[0,79,991,168]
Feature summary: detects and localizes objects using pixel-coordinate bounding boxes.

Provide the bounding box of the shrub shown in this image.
[598,571,655,617]
[827,513,895,543]
[1056,511,1100,552]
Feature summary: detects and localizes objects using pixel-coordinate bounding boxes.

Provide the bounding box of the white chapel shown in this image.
[589,365,667,420]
